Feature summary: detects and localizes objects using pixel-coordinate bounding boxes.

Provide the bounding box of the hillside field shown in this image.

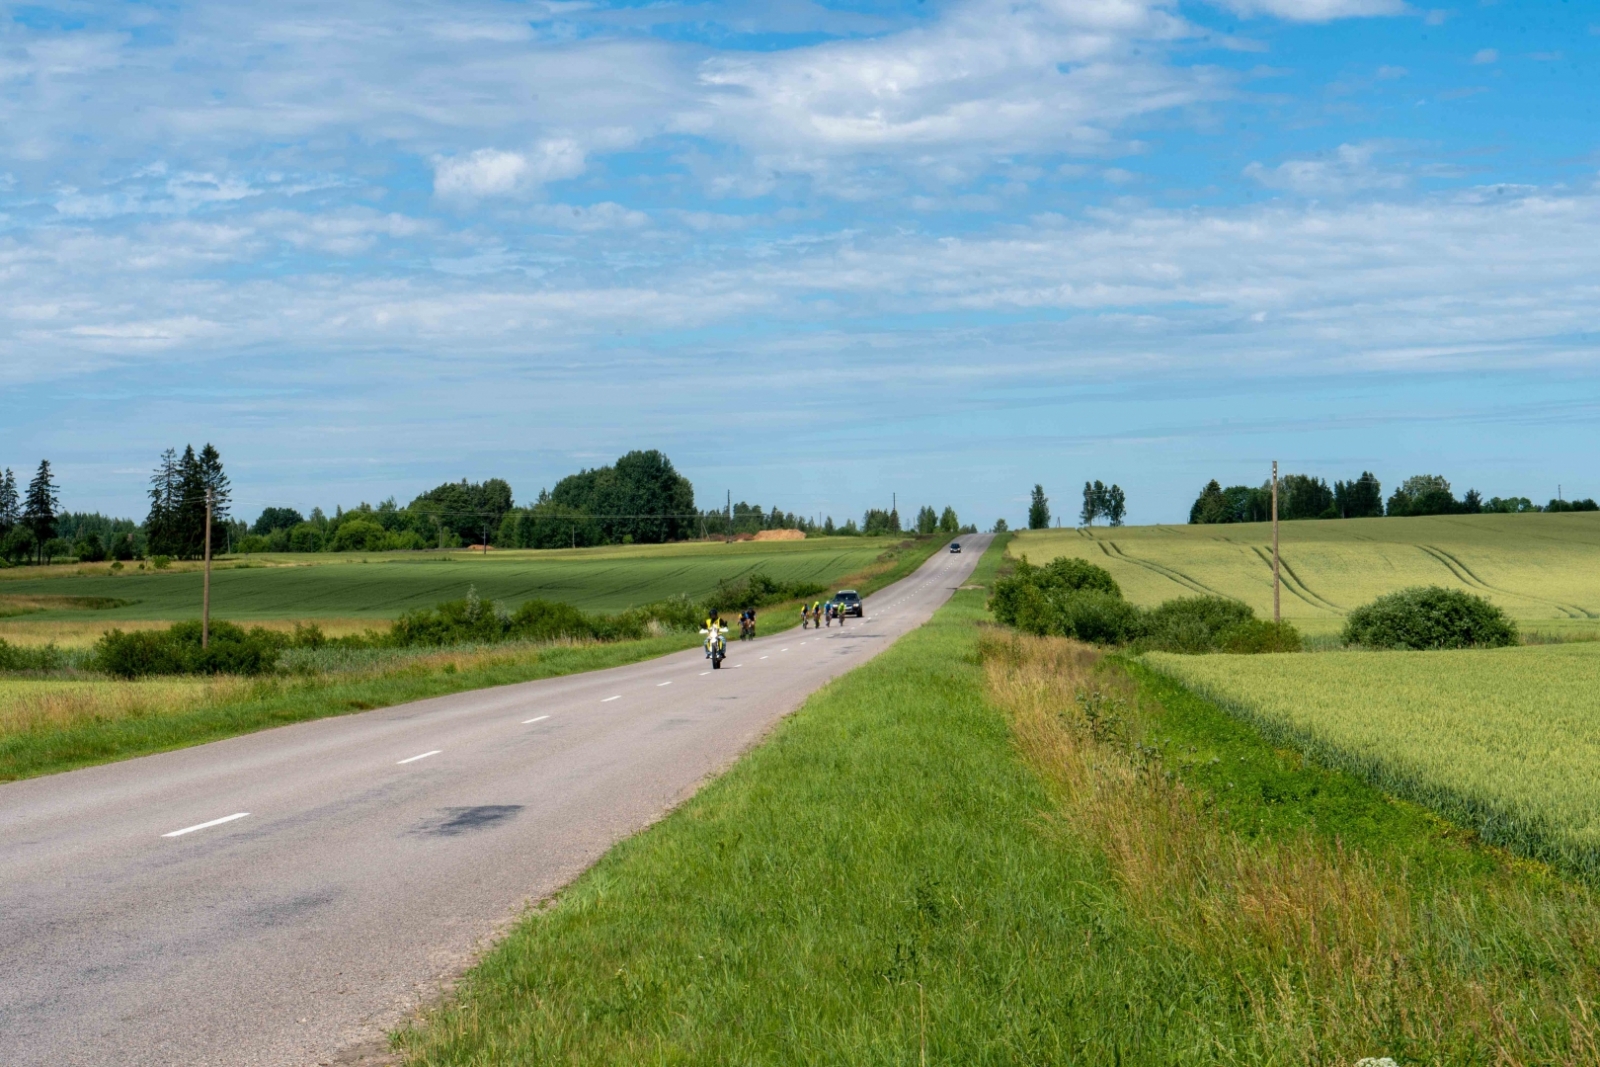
[0,537,904,646]
[1012,512,1600,635]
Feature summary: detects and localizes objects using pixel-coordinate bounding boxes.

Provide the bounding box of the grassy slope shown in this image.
[0,535,947,782]
[395,535,1600,1066]
[1013,512,1600,635]
[1146,643,1600,881]
[0,536,903,629]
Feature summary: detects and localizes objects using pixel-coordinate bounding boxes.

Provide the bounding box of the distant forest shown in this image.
[1,446,967,564]
[1190,472,1598,524]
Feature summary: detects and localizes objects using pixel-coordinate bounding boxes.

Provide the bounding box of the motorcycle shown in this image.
[740,615,755,641]
[702,623,729,669]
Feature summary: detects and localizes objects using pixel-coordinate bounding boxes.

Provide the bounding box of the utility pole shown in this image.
[482,522,488,555]
[202,488,214,649]
[1271,460,1280,626]
[726,490,732,543]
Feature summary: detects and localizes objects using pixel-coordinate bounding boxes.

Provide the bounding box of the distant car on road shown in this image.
[833,589,863,617]
[949,542,961,553]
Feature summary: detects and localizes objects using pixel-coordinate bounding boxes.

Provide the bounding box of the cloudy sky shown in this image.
[2,0,1596,526]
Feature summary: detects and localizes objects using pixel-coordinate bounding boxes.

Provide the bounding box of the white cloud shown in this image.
[1205,0,1407,21]
[1473,48,1499,64]
[1244,143,1408,197]
[433,141,587,198]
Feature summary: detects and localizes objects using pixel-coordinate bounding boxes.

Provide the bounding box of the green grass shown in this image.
[1145,643,1600,882]
[1014,512,1600,635]
[0,537,906,626]
[391,536,1600,1066]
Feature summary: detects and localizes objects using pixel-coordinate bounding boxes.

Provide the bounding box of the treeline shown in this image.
[1191,472,1597,524]
[5,443,971,564]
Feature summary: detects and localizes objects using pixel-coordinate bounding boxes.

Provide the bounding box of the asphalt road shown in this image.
[1,536,990,1067]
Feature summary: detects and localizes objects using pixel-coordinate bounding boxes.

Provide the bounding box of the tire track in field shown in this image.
[1248,546,1343,614]
[1418,545,1593,619]
[1103,541,1237,601]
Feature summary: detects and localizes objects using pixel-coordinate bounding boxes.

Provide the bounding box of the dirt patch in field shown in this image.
[751,529,806,541]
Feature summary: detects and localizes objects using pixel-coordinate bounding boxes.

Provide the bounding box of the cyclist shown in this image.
[704,609,724,657]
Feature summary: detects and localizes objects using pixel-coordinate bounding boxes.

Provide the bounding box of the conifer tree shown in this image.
[23,460,59,562]
[175,445,209,559]
[199,443,231,554]
[146,448,180,557]
[0,469,18,534]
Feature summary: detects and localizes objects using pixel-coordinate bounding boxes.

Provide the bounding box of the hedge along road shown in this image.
[0,536,989,1067]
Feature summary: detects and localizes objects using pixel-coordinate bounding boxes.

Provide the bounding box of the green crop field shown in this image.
[1013,512,1600,634]
[0,537,903,645]
[1146,643,1600,879]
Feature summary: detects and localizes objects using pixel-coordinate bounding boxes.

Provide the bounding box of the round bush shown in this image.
[1341,586,1518,650]
[1050,590,1145,645]
[1140,596,1256,653]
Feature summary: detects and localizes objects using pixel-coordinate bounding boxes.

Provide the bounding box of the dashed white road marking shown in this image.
[760,655,769,660]
[522,715,549,724]
[700,671,712,676]
[781,648,790,652]
[602,695,620,702]
[657,680,672,687]
[398,750,440,765]
[162,812,250,838]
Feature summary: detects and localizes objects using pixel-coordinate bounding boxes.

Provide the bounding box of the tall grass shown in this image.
[987,632,1600,1065]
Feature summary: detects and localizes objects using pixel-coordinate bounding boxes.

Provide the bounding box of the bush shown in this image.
[703,571,826,615]
[93,620,287,678]
[508,599,601,642]
[0,638,67,672]
[151,555,173,570]
[1048,589,1145,644]
[1342,586,1518,650]
[990,556,1120,627]
[75,534,107,563]
[1218,618,1303,654]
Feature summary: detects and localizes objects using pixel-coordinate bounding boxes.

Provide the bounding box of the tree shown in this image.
[172,445,210,559]
[23,460,59,562]
[198,443,231,554]
[993,518,1009,533]
[1280,474,1335,520]
[0,468,18,535]
[1190,480,1228,524]
[863,508,896,536]
[1028,485,1050,529]
[1106,484,1126,526]
[253,507,305,535]
[146,449,181,558]
[939,506,959,534]
[1334,472,1383,518]
[1080,481,1100,526]
[916,505,938,535]
[1388,474,1455,517]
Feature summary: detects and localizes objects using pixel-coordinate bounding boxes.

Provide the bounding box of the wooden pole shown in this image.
[1271,460,1280,625]
[202,488,214,649]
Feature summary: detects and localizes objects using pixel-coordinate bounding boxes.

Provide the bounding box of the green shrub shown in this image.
[703,571,826,615]
[0,637,67,672]
[93,620,286,678]
[1049,589,1145,644]
[1135,597,1302,654]
[151,555,172,570]
[990,556,1120,627]
[1342,586,1518,650]
[508,599,601,642]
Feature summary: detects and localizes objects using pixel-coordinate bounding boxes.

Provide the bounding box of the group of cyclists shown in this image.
[801,599,845,628]
[703,596,847,664]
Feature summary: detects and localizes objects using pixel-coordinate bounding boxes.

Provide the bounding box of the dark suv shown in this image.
[833,590,863,617]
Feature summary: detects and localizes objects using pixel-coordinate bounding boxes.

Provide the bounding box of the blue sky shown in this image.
[2,0,1597,527]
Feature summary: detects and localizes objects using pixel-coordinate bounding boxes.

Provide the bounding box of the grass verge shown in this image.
[395,536,1600,1066]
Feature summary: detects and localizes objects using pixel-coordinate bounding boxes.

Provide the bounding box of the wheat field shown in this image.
[1013,512,1600,635]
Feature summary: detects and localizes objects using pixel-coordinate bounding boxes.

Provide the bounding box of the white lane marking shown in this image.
[602,695,620,702]
[657,680,672,687]
[398,750,441,765]
[700,671,711,676]
[781,648,790,652]
[163,812,250,838]
[760,655,769,660]
[522,715,550,724]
